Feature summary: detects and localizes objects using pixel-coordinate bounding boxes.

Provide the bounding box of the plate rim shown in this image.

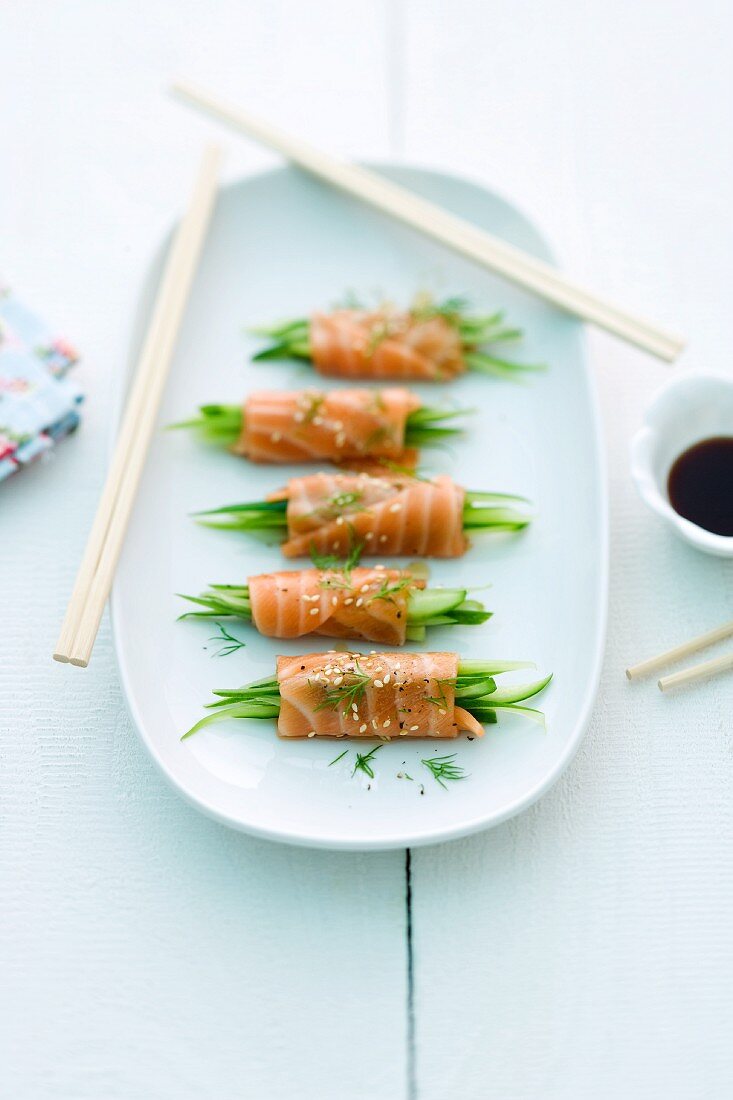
[111,161,609,850]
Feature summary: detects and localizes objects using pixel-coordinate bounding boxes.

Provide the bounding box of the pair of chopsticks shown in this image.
[53,144,221,667]
[55,81,684,667]
[171,80,685,363]
[626,619,733,691]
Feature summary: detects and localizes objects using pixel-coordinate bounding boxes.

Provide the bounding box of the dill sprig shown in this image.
[310,524,364,576]
[421,753,469,790]
[302,392,325,423]
[352,744,382,778]
[410,294,471,325]
[328,749,348,767]
[424,677,456,710]
[369,574,415,605]
[313,660,371,718]
[208,622,247,657]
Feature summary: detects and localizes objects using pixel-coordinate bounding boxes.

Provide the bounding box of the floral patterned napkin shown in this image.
[0,284,82,483]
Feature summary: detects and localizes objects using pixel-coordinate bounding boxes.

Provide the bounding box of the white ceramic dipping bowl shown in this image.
[630,372,733,557]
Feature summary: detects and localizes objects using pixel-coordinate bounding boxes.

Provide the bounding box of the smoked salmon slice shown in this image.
[234,387,421,463]
[276,651,461,739]
[280,471,467,558]
[249,566,421,646]
[309,310,464,381]
[252,295,543,382]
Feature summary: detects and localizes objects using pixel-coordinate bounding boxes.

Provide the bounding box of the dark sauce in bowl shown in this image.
[667,436,733,536]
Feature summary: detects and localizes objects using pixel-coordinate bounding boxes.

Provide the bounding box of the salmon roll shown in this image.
[252,295,542,382]
[195,470,531,559]
[182,654,552,742]
[178,564,492,645]
[172,386,467,465]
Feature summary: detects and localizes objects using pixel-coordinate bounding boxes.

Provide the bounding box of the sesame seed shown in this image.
[335,432,346,447]
[410,724,419,731]
[379,535,388,543]
[383,719,391,728]
[352,713,359,721]
[332,541,340,550]
[332,420,344,431]
[355,598,363,607]
[399,731,407,736]
[307,731,316,738]
[439,708,447,715]
[333,676,343,686]
[332,596,338,606]
[359,723,367,733]
[271,431,282,442]
[389,503,401,513]
[335,516,344,525]
[309,607,320,616]
[293,411,304,423]
[371,718,379,729]
[360,584,370,592]
[351,702,359,711]
[344,598,353,606]
[374,679,383,688]
[365,532,375,540]
[383,673,391,684]
[313,416,324,426]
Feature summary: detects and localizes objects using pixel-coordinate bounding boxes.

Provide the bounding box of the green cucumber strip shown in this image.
[252,341,311,362]
[469,704,546,728]
[205,694,281,710]
[405,426,464,446]
[454,676,497,700]
[466,352,545,378]
[405,625,427,643]
[460,708,499,725]
[407,406,473,426]
[249,318,309,339]
[168,404,243,447]
[177,591,253,620]
[197,513,287,531]
[407,588,467,622]
[465,490,530,504]
[462,505,530,530]
[484,673,553,705]
[195,499,287,515]
[458,660,534,676]
[181,701,279,739]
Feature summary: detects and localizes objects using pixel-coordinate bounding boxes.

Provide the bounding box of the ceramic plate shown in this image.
[111,165,607,850]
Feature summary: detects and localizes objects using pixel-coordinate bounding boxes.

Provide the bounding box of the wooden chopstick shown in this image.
[626,618,733,680]
[53,143,221,667]
[659,653,733,692]
[171,79,684,363]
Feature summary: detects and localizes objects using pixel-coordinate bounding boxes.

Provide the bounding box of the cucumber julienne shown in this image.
[178,584,492,643]
[182,662,552,740]
[170,403,468,449]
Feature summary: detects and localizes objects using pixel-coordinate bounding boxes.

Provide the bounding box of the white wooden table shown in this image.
[2,3,732,1097]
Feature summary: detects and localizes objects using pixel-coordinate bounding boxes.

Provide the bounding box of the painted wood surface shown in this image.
[403,3,733,1098]
[0,5,407,1099]
[2,1,733,1097]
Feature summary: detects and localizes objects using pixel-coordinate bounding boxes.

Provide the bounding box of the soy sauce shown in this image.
[667,436,733,536]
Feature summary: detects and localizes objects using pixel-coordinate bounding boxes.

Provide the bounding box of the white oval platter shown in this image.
[111,164,607,850]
